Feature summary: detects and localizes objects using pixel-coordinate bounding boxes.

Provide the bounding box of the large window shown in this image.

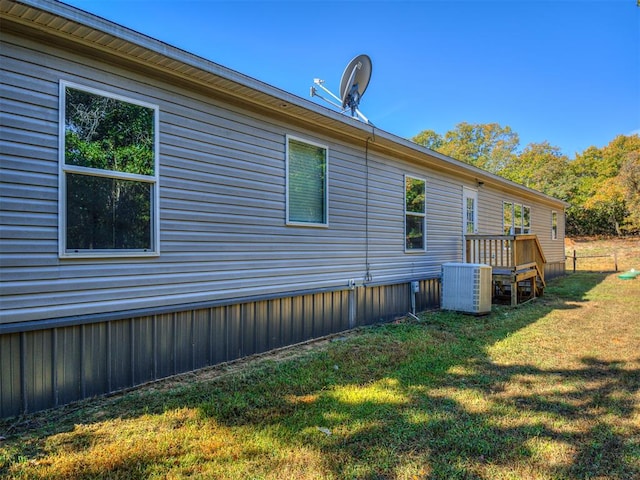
[503,201,531,235]
[405,175,426,251]
[60,82,159,256]
[286,136,328,226]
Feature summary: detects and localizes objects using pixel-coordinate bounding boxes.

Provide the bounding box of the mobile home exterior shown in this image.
[0,0,566,417]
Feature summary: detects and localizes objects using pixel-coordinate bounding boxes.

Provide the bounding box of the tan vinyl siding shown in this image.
[1,29,565,324]
[476,187,565,263]
[1,33,368,322]
[1,45,59,268]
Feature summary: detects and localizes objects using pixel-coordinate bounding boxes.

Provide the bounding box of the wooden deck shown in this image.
[465,234,546,306]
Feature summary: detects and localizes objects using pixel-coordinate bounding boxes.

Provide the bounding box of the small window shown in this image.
[465,196,476,234]
[552,211,558,240]
[60,82,159,257]
[405,175,426,251]
[286,136,328,226]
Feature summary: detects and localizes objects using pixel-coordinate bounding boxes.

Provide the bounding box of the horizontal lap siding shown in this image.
[531,205,565,264]
[1,36,369,324]
[479,189,565,263]
[362,158,464,284]
[1,33,454,325]
[1,53,59,269]
[426,176,464,264]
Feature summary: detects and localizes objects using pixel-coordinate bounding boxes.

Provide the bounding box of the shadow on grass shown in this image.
[3,272,638,479]
[544,271,611,302]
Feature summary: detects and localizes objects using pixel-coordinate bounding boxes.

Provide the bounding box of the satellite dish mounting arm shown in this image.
[310,54,373,125]
[311,79,343,110]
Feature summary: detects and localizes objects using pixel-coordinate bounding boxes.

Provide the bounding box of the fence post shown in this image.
[573,249,577,273]
[614,251,618,272]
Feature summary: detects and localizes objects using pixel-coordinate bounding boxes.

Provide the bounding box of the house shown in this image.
[0,0,567,418]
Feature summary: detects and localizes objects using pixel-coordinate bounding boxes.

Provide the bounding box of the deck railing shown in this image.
[465,234,547,286]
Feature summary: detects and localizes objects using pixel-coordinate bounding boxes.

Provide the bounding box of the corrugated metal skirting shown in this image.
[545,261,566,281]
[0,280,440,418]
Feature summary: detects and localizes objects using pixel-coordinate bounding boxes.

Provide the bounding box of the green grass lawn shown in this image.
[2,259,639,478]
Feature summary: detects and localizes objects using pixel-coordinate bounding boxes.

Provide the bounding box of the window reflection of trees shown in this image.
[64,87,155,251]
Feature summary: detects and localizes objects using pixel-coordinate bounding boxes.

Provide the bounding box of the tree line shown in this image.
[412,123,640,237]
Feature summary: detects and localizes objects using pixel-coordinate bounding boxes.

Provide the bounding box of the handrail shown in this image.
[465,234,546,287]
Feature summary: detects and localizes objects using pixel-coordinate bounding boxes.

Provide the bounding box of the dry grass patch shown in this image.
[566,236,640,272]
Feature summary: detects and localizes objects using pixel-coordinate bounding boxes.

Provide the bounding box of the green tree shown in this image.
[411,122,640,236]
[500,141,570,199]
[439,122,520,173]
[619,151,640,232]
[566,134,640,236]
[412,129,444,151]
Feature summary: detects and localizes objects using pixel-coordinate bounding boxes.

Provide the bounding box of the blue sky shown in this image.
[63,0,639,158]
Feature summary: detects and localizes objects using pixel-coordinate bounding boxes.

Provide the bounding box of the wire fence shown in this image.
[566,250,619,273]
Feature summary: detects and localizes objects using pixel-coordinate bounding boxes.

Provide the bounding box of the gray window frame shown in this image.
[285,135,329,228]
[58,81,160,258]
[404,174,427,252]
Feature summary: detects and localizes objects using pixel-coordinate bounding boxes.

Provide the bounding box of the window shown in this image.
[286,136,328,226]
[60,82,159,256]
[523,206,531,234]
[552,211,558,240]
[503,202,513,235]
[465,196,476,234]
[514,204,523,234]
[405,175,426,251]
[503,202,531,235]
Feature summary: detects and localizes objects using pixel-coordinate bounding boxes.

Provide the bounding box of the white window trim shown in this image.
[58,81,160,258]
[404,174,427,253]
[285,134,329,228]
[462,186,478,235]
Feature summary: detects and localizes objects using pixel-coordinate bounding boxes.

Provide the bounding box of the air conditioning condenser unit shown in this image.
[441,263,492,314]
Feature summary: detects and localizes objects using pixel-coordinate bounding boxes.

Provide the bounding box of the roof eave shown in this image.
[1,0,569,209]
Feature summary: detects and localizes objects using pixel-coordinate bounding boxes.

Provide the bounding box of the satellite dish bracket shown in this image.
[311,79,343,109]
[352,106,370,124]
[310,55,373,125]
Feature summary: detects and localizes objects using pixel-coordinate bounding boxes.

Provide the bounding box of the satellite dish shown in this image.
[339,54,372,116]
[310,54,374,125]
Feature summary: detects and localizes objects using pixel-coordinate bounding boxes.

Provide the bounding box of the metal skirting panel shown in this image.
[0,280,440,418]
[0,333,22,416]
[545,261,566,281]
[416,278,441,312]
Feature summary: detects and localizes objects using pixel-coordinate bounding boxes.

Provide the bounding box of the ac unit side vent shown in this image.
[441,263,492,314]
